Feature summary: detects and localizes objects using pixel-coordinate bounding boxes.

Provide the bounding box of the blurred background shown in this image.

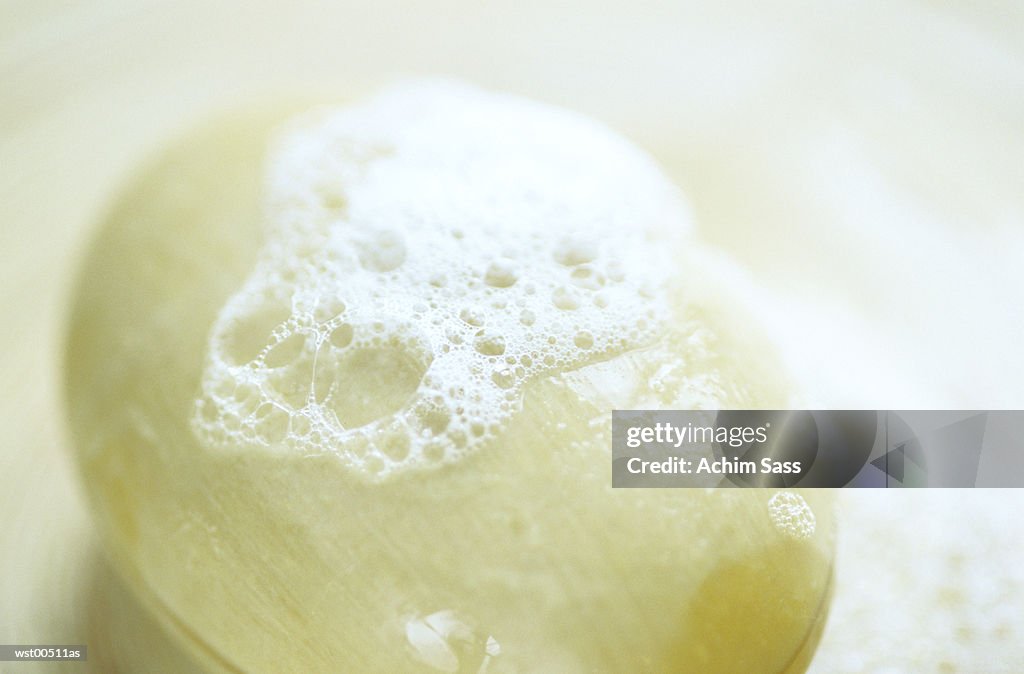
[2,1,1023,671]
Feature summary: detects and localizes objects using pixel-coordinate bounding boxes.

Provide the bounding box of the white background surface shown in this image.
[2,1,1023,671]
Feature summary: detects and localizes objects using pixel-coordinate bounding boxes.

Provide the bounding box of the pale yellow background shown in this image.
[2,1,1023,671]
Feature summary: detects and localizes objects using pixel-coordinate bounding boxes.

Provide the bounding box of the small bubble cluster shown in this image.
[767,491,816,540]
[192,80,691,479]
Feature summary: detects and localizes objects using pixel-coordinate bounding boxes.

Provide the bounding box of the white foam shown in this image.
[192,80,691,479]
[767,491,816,540]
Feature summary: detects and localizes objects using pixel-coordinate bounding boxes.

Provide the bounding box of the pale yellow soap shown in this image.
[66,81,834,673]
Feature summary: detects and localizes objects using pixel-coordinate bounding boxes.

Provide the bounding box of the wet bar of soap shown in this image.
[66,81,834,673]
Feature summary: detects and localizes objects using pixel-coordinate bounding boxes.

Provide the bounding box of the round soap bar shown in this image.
[66,81,834,673]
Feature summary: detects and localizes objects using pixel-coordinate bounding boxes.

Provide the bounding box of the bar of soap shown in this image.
[66,81,834,673]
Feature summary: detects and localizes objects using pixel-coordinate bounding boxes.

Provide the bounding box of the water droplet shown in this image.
[473,330,506,356]
[484,258,518,288]
[570,265,604,290]
[326,345,430,428]
[330,323,354,349]
[573,331,594,350]
[459,306,486,327]
[255,404,289,444]
[492,368,515,389]
[552,287,580,311]
[314,296,347,323]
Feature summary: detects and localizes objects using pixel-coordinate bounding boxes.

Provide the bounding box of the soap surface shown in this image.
[66,82,834,673]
